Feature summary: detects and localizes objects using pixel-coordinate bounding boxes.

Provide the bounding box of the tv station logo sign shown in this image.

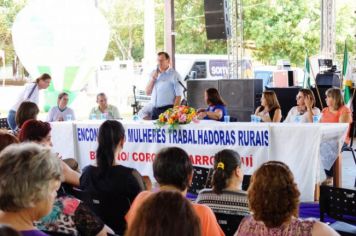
[209,60,228,77]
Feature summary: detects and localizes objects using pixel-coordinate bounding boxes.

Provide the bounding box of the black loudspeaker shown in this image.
[187,79,263,121]
[187,80,219,108]
[288,71,294,86]
[219,79,263,121]
[316,73,341,87]
[204,0,230,40]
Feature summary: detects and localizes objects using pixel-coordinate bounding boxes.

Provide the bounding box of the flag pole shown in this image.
[309,57,324,109]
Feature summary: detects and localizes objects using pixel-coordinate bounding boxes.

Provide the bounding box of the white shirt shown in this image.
[11,83,39,111]
[284,106,320,123]
[47,106,75,122]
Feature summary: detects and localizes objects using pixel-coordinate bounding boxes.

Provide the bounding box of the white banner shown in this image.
[75,121,269,177]
[51,120,348,201]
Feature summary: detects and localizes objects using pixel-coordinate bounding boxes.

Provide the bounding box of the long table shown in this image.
[51,120,348,201]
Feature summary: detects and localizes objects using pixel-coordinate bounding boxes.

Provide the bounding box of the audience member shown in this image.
[0,143,62,236]
[7,73,51,131]
[80,120,144,235]
[255,90,282,122]
[126,147,224,236]
[125,191,201,236]
[236,161,339,236]
[18,119,80,186]
[15,101,39,131]
[0,224,21,236]
[196,149,249,231]
[197,88,227,122]
[89,93,120,119]
[284,89,320,123]
[47,92,75,122]
[17,120,113,235]
[320,88,352,185]
[0,131,19,152]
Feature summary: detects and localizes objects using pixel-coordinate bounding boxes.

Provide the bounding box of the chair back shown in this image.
[188,166,211,195]
[82,190,131,235]
[320,185,356,224]
[214,213,245,236]
[0,118,10,130]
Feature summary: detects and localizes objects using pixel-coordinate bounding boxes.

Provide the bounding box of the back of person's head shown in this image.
[125,191,201,236]
[248,161,300,228]
[263,90,281,110]
[96,120,125,175]
[206,88,226,106]
[299,89,316,107]
[0,224,21,236]
[15,101,39,128]
[153,147,193,191]
[18,120,51,143]
[0,131,19,152]
[0,143,62,212]
[212,149,241,194]
[326,87,344,110]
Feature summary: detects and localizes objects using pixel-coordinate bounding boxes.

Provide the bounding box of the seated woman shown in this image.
[126,191,201,236]
[0,143,62,236]
[255,90,282,122]
[236,161,338,236]
[196,149,249,235]
[14,101,39,134]
[47,92,75,122]
[284,89,321,123]
[17,120,113,236]
[80,120,145,235]
[0,224,21,236]
[0,130,19,152]
[197,88,227,121]
[18,119,80,186]
[320,88,352,185]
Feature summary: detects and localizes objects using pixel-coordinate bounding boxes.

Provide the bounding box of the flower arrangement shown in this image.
[156,105,199,130]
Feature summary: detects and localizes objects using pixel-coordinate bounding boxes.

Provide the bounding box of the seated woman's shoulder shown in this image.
[312,221,339,236]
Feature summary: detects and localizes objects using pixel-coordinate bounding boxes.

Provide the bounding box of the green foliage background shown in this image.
[0,0,355,68]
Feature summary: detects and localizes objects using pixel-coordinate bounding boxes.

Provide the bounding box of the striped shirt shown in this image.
[196,189,250,216]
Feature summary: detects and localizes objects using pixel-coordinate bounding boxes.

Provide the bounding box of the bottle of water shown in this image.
[133,114,140,121]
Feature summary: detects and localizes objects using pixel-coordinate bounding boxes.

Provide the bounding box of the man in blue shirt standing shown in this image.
[146,52,183,119]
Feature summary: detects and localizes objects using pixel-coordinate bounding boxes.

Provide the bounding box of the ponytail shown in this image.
[212,149,241,194]
[96,120,125,177]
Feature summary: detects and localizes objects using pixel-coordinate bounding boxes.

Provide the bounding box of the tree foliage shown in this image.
[0,0,355,68]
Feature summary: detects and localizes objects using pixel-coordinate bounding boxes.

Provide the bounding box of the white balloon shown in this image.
[12,0,110,92]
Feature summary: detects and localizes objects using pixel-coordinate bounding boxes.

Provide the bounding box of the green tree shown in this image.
[0,0,27,65]
[243,0,320,66]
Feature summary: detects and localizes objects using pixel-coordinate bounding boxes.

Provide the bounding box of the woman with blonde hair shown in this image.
[236,161,338,236]
[0,143,62,236]
[255,90,282,122]
[320,87,352,185]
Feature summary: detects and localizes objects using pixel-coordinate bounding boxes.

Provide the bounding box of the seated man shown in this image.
[126,147,224,236]
[89,93,120,119]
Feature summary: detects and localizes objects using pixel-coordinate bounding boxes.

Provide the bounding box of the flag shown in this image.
[342,41,352,106]
[303,53,311,88]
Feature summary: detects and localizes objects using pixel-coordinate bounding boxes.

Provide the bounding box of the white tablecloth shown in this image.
[51,120,348,201]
